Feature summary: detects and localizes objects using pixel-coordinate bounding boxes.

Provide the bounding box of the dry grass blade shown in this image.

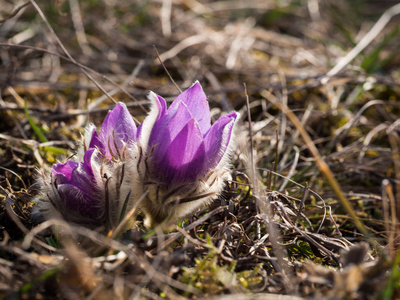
[154,45,182,93]
[0,2,30,25]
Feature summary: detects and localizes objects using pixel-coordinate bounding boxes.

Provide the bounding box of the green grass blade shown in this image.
[24,100,48,143]
[39,146,69,155]
[119,190,132,223]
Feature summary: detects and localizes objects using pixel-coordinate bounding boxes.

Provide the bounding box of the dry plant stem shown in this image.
[0,1,30,25]
[0,166,26,189]
[278,105,312,171]
[278,145,299,192]
[277,68,288,155]
[161,0,172,38]
[358,123,388,164]
[274,131,279,189]
[28,0,117,104]
[262,91,379,251]
[323,3,400,83]
[154,45,182,93]
[68,0,92,56]
[158,34,207,63]
[382,179,395,258]
[293,182,309,225]
[244,83,256,194]
[88,59,146,111]
[244,83,261,240]
[328,100,385,151]
[307,0,321,21]
[387,127,400,219]
[260,197,294,293]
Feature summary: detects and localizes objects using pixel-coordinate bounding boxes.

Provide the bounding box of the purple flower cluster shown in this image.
[35,82,239,229]
[36,103,141,229]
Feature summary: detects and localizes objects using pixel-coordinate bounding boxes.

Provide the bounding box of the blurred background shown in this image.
[1,0,399,105]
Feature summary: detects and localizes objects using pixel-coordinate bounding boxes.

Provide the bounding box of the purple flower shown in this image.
[83,102,138,160]
[138,82,239,226]
[35,103,141,229]
[43,149,103,224]
[35,85,238,229]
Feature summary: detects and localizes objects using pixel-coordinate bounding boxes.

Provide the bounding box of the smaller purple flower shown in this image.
[101,102,138,159]
[52,150,98,219]
[138,82,239,226]
[35,103,141,229]
[81,102,138,161]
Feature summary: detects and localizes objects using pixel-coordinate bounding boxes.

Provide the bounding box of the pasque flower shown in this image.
[138,81,239,226]
[34,103,141,229]
[35,83,239,229]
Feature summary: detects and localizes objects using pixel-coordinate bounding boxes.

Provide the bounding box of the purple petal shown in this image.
[169,82,211,134]
[136,123,143,140]
[137,94,167,140]
[100,102,137,159]
[204,112,237,169]
[88,129,105,153]
[57,184,100,219]
[150,101,193,159]
[155,94,167,121]
[70,161,95,193]
[52,160,78,181]
[50,149,102,220]
[157,119,205,184]
[82,148,96,173]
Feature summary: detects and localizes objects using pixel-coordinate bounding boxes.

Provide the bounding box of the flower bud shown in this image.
[138,82,239,227]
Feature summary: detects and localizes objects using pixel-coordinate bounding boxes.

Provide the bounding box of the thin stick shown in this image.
[244,83,256,193]
[0,166,27,190]
[244,83,262,244]
[161,0,172,37]
[274,130,279,189]
[294,182,309,224]
[157,35,207,63]
[382,179,395,258]
[0,2,30,25]
[153,45,182,93]
[68,0,92,56]
[88,60,146,111]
